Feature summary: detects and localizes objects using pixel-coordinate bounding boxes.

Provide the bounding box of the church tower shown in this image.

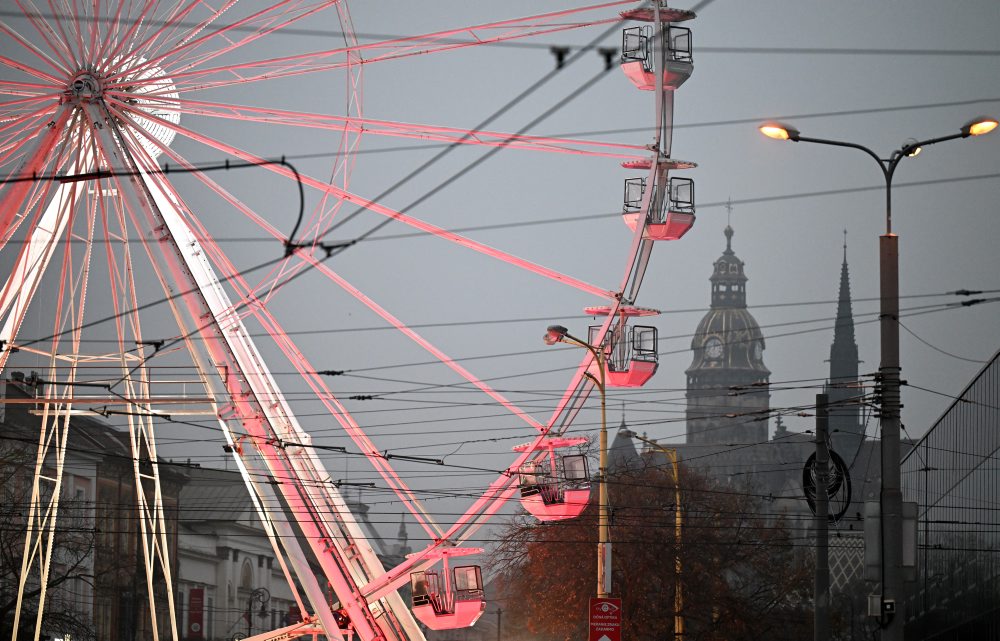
[686,226,770,445]
[825,233,864,457]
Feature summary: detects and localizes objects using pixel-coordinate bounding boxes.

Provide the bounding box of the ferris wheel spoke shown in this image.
[0,53,65,86]
[0,20,70,80]
[0,107,59,164]
[0,135,90,373]
[116,0,224,70]
[169,241,448,539]
[96,0,161,76]
[92,0,132,69]
[172,1,338,76]
[162,3,621,93]
[103,105,334,315]
[0,104,76,244]
[46,0,89,70]
[10,1,78,73]
[117,0,336,86]
[307,255,548,432]
[127,107,617,300]
[0,79,62,100]
[151,96,646,160]
[104,109,550,532]
[109,119,550,439]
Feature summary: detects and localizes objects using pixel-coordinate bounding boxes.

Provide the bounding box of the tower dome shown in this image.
[687,226,770,376]
[685,226,770,445]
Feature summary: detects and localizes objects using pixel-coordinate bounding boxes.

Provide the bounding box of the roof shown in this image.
[179,465,258,523]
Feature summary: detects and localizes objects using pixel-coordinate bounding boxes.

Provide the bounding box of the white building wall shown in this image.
[178,517,305,640]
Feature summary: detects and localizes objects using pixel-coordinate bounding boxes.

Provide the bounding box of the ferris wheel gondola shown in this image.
[408,549,485,630]
[514,437,590,521]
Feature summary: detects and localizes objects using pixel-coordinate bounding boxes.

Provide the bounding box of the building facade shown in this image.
[0,373,185,641]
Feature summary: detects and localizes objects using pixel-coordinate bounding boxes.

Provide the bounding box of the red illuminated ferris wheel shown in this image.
[0,2,696,640]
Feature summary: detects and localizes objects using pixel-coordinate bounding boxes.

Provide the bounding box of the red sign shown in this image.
[188,588,204,640]
[589,597,622,641]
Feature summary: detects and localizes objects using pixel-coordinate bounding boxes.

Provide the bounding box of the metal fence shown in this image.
[901,349,1000,640]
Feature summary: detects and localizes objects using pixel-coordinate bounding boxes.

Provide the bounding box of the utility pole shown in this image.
[620,429,683,640]
[543,325,610,598]
[814,394,830,641]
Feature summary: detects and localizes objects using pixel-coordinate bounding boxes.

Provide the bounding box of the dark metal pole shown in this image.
[496,607,503,641]
[880,232,904,640]
[814,394,830,641]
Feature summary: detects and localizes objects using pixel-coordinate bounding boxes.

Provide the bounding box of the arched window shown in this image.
[240,560,254,590]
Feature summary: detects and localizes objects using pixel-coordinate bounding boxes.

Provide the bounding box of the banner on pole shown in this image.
[589,597,622,641]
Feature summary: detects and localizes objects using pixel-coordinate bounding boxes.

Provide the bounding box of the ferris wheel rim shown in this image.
[0,1,691,635]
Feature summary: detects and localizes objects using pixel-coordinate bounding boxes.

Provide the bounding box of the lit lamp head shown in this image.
[543,325,569,345]
[758,122,800,142]
[961,116,999,138]
[902,138,922,158]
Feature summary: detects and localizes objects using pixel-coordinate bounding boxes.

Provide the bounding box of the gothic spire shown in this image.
[827,231,863,454]
[830,230,858,376]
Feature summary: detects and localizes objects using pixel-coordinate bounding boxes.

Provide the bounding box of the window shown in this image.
[453,566,482,592]
[240,560,254,589]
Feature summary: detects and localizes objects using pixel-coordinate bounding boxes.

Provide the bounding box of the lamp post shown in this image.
[759,116,998,641]
[620,429,684,641]
[246,587,270,636]
[544,324,610,598]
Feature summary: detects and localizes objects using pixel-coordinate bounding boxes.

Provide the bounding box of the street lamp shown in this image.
[759,116,997,641]
[620,429,684,641]
[246,587,270,636]
[543,325,610,598]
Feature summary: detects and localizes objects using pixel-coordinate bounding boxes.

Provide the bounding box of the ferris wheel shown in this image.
[0,2,696,640]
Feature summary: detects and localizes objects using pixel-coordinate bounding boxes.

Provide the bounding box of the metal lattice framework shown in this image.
[0,1,694,640]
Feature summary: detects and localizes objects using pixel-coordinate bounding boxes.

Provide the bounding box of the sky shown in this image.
[2,0,999,546]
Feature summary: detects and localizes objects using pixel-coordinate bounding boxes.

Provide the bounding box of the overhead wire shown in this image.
[3,9,998,59]
[7,298,988,446]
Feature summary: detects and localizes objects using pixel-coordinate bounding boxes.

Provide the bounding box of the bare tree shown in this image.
[0,438,97,641]
[490,462,812,641]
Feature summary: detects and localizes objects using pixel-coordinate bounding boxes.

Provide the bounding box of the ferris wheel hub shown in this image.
[65,58,181,157]
[68,73,102,100]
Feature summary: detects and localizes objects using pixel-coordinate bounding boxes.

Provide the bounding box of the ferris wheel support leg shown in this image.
[139,179,425,641]
[0,140,95,374]
[12,403,72,641]
[85,102,418,641]
[83,106,358,640]
[123,408,180,641]
[222,428,342,629]
[76,103,181,641]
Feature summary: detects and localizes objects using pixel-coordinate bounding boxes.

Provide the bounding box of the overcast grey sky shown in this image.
[3,0,999,540]
[310,0,1000,450]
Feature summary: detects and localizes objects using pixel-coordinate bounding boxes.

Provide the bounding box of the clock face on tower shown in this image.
[704,337,723,359]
